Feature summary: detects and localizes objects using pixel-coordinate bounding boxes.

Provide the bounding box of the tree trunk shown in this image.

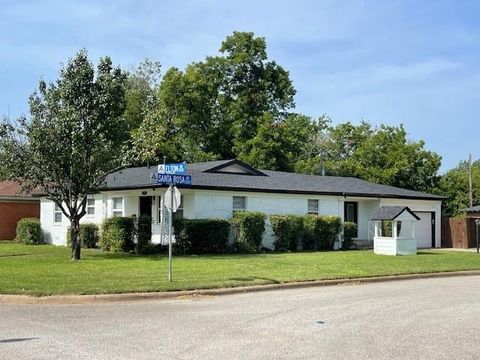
[70,218,81,261]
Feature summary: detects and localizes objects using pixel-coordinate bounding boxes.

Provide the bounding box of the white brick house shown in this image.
[40,159,443,248]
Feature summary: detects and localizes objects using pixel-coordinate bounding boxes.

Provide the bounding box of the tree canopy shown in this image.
[295,120,441,192]
[434,160,480,216]
[131,31,296,165]
[0,50,128,259]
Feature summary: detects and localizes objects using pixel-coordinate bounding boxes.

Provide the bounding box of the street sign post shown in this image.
[157,162,192,282]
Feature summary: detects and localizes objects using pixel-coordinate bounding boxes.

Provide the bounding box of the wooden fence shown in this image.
[441,217,477,248]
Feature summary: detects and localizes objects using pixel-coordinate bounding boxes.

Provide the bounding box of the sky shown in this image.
[1,0,479,172]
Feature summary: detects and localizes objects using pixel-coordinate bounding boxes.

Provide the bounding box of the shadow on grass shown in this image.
[85,252,275,262]
[0,253,29,258]
[417,251,441,255]
[86,253,165,261]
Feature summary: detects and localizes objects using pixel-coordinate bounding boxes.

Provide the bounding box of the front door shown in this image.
[139,196,152,219]
[344,202,358,224]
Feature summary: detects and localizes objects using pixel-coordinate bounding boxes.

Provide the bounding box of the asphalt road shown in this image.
[1,276,480,360]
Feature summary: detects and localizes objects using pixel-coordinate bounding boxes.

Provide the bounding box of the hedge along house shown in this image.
[0,181,40,240]
[40,159,444,248]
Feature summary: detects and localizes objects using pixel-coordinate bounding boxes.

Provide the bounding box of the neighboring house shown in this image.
[0,181,40,240]
[40,159,444,248]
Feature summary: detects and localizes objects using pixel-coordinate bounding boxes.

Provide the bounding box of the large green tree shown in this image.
[132,31,296,164]
[0,50,128,260]
[124,59,162,132]
[434,160,480,216]
[296,121,441,192]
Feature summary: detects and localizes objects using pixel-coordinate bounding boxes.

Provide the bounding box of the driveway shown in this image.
[1,276,480,359]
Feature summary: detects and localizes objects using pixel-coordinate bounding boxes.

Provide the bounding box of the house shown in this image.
[40,159,444,248]
[0,181,40,240]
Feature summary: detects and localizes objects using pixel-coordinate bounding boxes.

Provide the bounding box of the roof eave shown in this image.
[98,184,444,201]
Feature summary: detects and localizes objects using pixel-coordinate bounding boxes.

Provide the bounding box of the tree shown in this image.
[132,31,296,165]
[434,160,480,216]
[296,121,441,192]
[238,113,316,171]
[124,59,161,132]
[0,50,128,260]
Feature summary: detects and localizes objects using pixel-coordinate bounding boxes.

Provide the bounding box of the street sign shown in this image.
[164,186,181,212]
[157,161,191,283]
[157,174,192,185]
[158,162,186,175]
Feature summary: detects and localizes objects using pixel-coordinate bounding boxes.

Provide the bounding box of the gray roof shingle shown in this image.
[102,159,444,201]
[464,205,480,212]
[371,206,421,220]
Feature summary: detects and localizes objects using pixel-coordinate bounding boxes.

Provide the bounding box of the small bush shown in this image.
[100,217,135,252]
[67,224,99,248]
[342,222,358,250]
[16,218,43,245]
[270,215,303,251]
[173,219,230,255]
[303,215,342,250]
[136,214,152,254]
[231,211,266,253]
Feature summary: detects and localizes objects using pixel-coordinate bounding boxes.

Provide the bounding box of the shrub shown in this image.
[173,219,230,255]
[136,214,152,254]
[342,222,358,250]
[100,217,135,252]
[303,215,342,250]
[231,211,266,252]
[270,215,303,251]
[67,224,99,248]
[16,218,43,245]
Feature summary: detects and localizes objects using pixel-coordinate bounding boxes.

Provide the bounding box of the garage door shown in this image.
[415,212,433,248]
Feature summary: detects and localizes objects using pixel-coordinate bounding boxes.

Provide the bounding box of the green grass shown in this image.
[1,242,480,296]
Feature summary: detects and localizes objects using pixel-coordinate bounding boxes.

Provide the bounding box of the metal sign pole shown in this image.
[476,219,479,254]
[168,183,173,282]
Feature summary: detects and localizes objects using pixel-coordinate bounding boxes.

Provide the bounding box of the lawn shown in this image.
[1,242,480,296]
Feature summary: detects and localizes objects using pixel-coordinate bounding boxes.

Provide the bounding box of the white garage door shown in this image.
[415,212,433,248]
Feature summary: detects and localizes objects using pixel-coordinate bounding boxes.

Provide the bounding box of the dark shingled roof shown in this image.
[464,205,480,213]
[102,159,445,201]
[371,206,420,220]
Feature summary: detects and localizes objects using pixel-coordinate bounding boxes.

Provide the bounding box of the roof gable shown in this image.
[203,159,267,176]
[371,206,420,221]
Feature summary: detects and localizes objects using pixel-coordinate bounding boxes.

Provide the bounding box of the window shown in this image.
[112,197,124,217]
[308,199,319,215]
[233,196,246,212]
[54,203,62,223]
[173,195,184,221]
[86,198,95,215]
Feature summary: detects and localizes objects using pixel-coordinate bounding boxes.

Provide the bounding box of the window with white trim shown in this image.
[233,196,246,212]
[86,198,95,215]
[112,197,124,217]
[307,199,319,215]
[54,203,62,223]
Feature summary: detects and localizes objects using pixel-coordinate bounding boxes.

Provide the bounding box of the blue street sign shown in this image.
[157,174,192,186]
[158,162,186,175]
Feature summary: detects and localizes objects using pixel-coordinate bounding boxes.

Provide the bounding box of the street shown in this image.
[1,276,480,359]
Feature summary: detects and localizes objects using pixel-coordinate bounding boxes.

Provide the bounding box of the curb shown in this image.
[2,270,480,305]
